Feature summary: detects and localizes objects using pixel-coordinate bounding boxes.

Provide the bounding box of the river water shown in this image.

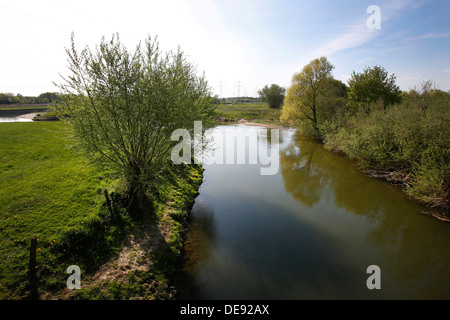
[0,116,33,123]
[180,124,450,300]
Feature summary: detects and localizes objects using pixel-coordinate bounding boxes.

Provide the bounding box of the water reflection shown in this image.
[181,126,450,300]
[183,199,217,276]
[280,133,450,299]
[184,194,365,299]
[280,138,323,207]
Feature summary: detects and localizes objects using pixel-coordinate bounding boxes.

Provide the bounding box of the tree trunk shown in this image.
[129,183,152,218]
[127,164,152,217]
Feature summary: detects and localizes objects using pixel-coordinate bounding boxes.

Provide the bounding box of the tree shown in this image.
[280,57,334,134]
[0,93,12,104]
[258,84,285,109]
[37,92,63,104]
[211,94,221,105]
[54,33,215,213]
[347,65,401,113]
[316,78,348,125]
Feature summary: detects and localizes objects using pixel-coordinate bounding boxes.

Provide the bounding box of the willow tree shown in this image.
[280,57,334,135]
[54,34,215,212]
[258,84,286,109]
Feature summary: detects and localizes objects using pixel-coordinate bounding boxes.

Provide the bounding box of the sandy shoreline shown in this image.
[230,119,289,130]
[241,121,288,130]
[18,112,38,119]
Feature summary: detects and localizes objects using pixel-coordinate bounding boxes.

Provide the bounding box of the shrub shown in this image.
[322,89,450,207]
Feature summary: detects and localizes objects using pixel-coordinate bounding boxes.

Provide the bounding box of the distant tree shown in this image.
[15,94,25,104]
[211,94,221,104]
[347,65,401,113]
[280,57,334,134]
[54,33,215,214]
[258,84,285,109]
[0,93,12,104]
[37,92,63,104]
[0,93,22,104]
[402,80,448,112]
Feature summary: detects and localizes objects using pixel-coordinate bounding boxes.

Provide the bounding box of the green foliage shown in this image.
[0,121,205,299]
[0,92,63,105]
[69,162,204,300]
[215,102,281,124]
[282,57,448,208]
[211,95,221,104]
[322,88,450,208]
[281,57,345,135]
[54,33,215,204]
[258,84,285,109]
[73,271,172,300]
[0,122,120,298]
[347,65,401,113]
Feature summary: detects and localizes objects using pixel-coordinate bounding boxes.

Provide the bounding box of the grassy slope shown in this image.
[0,121,204,299]
[0,122,117,298]
[70,163,204,300]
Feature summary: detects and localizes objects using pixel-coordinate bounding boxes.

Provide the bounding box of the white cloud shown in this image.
[317,25,379,58]
[405,32,450,42]
[298,0,415,65]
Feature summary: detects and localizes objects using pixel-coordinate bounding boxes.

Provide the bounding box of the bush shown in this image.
[322,89,450,208]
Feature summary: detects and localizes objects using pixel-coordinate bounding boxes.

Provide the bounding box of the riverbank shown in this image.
[18,111,59,121]
[18,112,38,120]
[238,119,288,130]
[237,119,447,218]
[0,121,204,299]
[215,102,281,125]
[0,104,58,121]
[216,118,287,130]
[0,107,49,117]
[55,163,204,300]
[300,130,449,220]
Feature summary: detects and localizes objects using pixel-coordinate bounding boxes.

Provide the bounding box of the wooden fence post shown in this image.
[104,189,113,214]
[29,236,38,299]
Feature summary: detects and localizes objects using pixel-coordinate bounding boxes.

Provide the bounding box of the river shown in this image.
[180,124,450,300]
[0,116,33,123]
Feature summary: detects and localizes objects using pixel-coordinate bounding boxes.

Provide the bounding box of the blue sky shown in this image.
[0,0,449,97]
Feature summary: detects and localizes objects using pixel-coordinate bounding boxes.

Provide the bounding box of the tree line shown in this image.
[0,92,64,105]
[274,56,449,209]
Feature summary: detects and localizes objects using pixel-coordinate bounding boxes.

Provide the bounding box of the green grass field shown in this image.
[0,104,50,111]
[0,122,117,298]
[0,121,204,299]
[215,102,282,125]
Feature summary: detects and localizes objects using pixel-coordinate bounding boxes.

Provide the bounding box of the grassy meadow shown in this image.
[0,121,118,298]
[215,102,282,125]
[0,104,50,111]
[0,121,203,299]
